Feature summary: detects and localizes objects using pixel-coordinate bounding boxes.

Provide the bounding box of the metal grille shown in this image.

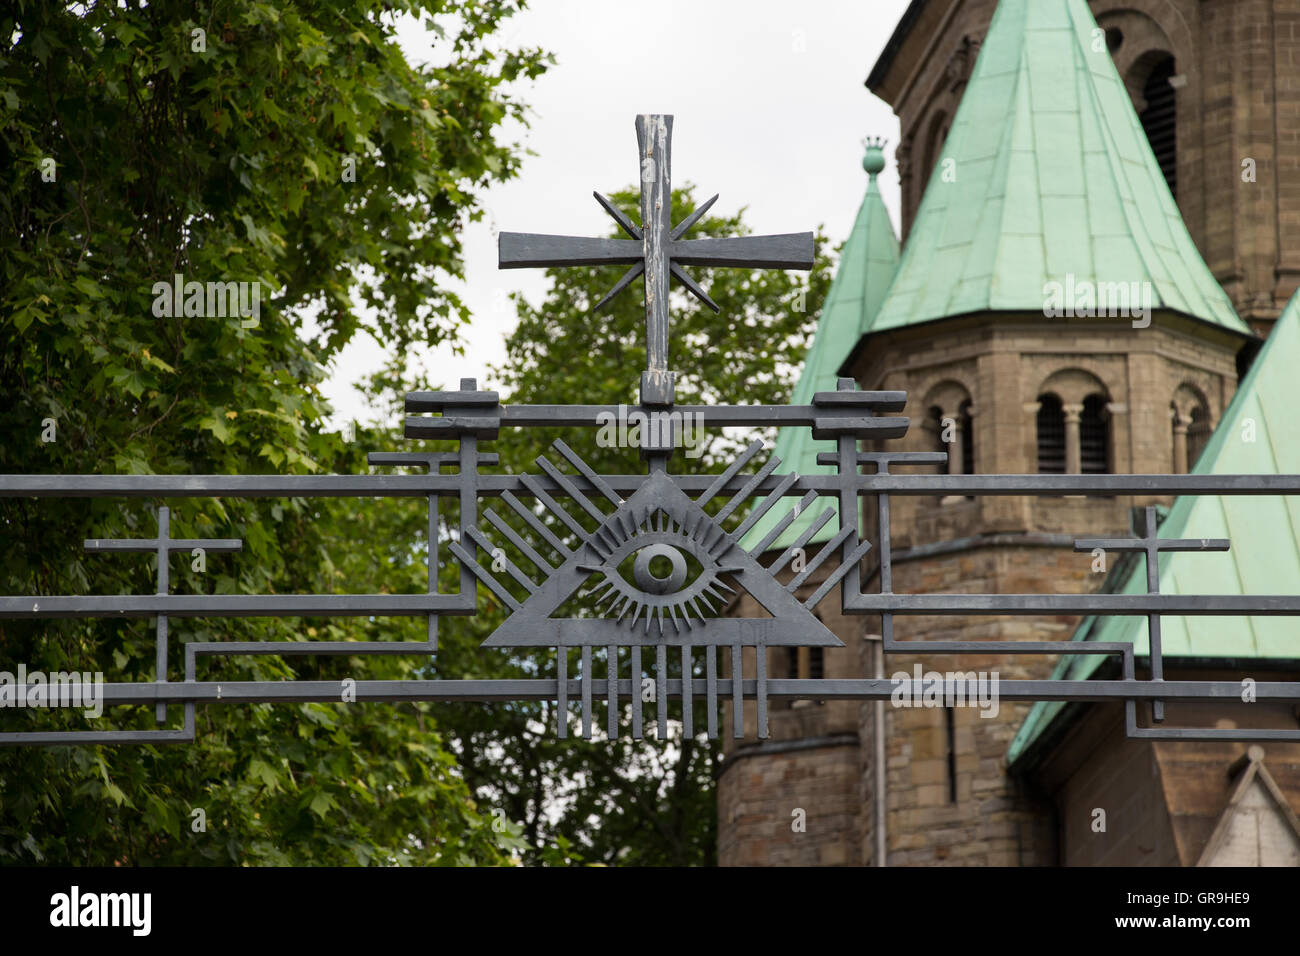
[2,114,1298,750]
[1036,395,1066,474]
[1080,394,1110,474]
[1188,407,1212,469]
[1141,57,1178,198]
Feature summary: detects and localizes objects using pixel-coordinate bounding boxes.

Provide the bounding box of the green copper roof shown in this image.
[741,143,900,553]
[869,0,1249,336]
[1009,289,1300,766]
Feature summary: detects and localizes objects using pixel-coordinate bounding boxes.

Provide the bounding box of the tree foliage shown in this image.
[0,0,549,865]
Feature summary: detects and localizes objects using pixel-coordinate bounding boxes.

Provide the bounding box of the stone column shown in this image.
[1063,403,1083,475]
[964,403,978,470]
[941,409,964,506]
[947,416,963,476]
[1171,409,1191,475]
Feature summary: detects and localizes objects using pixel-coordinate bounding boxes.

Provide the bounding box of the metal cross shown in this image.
[498,114,814,406]
[1074,505,1230,723]
[84,506,241,723]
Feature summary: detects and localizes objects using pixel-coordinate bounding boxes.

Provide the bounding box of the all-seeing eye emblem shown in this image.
[580,507,743,632]
[464,442,854,651]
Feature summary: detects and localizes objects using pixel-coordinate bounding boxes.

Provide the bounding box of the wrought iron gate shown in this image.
[4,115,1299,746]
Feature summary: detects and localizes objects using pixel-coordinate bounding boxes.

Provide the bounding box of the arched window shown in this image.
[1037,394,1066,474]
[927,405,947,454]
[1172,385,1211,474]
[924,384,976,504]
[1139,56,1177,197]
[1080,395,1111,474]
[1188,406,1211,469]
[959,399,975,475]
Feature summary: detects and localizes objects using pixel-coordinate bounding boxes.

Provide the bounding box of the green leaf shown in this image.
[308,790,336,819]
[246,759,281,792]
[199,414,233,443]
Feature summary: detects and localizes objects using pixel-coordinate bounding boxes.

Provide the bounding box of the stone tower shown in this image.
[716,0,1281,866]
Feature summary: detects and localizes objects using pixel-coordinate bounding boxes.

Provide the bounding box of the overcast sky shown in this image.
[321,0,913,426]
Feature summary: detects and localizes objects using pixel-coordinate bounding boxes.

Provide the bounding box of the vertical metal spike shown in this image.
[607,645,618,739]
[656,642,668,740]
[557,647,568,739]
[681,646,693,739]
[732,642,744,740]
[706,645,718,740]
[581,645,593,740]
[631,645,643,740]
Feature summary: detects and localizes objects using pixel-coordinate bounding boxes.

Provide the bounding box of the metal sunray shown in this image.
[593,262,644,313]
[670,193,718,240]
[669,262,720,313]
[594,191,641,239]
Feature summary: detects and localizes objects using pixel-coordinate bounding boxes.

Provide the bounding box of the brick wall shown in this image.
[718,560,867,866]
[717,737,863,866]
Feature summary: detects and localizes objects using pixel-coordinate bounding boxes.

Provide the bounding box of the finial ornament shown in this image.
[863,136,888,176]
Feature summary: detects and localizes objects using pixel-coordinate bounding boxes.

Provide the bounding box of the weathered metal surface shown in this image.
[498,113,813,406]
[1,114,1297,748]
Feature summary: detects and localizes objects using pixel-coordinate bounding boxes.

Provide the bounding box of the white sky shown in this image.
[320,0,912,427]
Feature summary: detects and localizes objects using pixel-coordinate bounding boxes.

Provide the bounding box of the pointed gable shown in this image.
[1197,747,1300,867]
[870,0,1249,336]
[742,142,900,553]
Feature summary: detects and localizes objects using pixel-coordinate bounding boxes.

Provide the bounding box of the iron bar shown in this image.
[4,676,1299,706]
[7,472,1300,499]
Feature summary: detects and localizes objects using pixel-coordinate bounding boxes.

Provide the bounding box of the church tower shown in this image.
[718,0,1266,866]
[870,0,1300,337]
